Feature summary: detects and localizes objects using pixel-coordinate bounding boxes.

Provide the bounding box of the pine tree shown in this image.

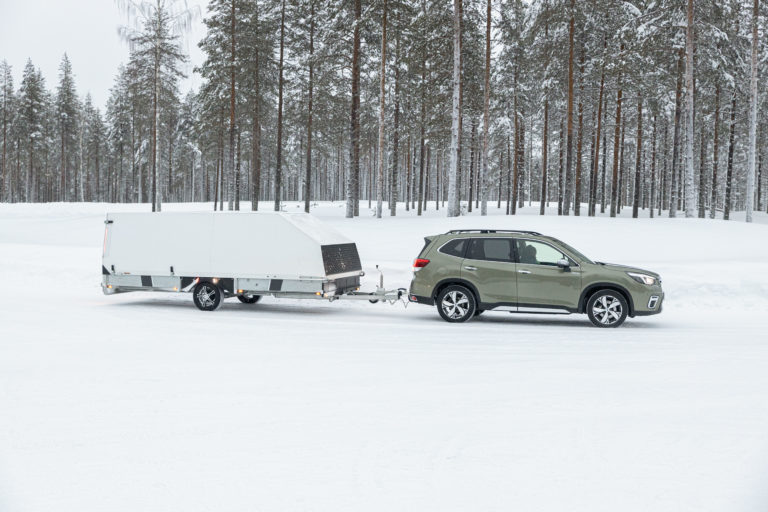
[56,54,79,202]
[0,61,13,202]
[18,60,46,202]
[745,0,758,223]
[117,0,194,211]
[446,0,461,217]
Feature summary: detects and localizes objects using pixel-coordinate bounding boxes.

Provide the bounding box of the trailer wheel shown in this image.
[193,281,223,311]
[237,294,261,304]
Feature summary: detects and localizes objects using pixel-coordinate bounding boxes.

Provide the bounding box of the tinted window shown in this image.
[439,238,467,258]
[466,238,514,263]
[516,240,568,266]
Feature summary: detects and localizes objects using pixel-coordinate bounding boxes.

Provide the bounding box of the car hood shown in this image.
[593,262,660,279]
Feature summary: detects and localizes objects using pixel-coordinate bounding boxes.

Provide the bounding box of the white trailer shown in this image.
[101,211,403,310]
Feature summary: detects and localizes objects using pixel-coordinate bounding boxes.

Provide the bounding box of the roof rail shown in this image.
[445,229,542,236]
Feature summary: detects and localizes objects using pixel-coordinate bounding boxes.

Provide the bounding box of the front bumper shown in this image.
[633,291,664,316]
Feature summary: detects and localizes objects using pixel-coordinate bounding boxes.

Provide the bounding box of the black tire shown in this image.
[237,294,261,304]
[436,285,476,323]
[193,281,223,311]
[474,309,484,317]
[586,289,628,327]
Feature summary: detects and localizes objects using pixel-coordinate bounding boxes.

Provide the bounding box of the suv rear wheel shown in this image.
[587,289,628,327]
[436,285,476,323]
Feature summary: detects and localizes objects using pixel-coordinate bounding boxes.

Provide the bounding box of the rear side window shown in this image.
[438,238,468,258]
[417,238,433,258]
[466,238,515,263]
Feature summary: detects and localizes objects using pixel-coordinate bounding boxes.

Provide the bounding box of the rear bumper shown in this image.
[409,294,434,306]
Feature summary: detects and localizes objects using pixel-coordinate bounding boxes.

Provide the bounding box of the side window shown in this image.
[516,240,567,266]
[466,238,514,263]
[439,238,467,258]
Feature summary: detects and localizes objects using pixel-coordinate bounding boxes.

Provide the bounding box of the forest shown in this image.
[0,0,766,220]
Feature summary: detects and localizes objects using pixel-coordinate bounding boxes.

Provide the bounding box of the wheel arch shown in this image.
[432,278,481,305]
[579,283,635,316]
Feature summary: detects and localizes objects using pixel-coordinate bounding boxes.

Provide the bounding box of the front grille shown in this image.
[321,243,362,276]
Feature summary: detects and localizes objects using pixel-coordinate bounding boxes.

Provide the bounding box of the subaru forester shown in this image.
[409,229,663,327]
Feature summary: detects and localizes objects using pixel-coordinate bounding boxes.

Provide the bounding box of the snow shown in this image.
[2,201,768,512]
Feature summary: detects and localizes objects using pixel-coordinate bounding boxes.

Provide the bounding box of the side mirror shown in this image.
[557,258,571,271]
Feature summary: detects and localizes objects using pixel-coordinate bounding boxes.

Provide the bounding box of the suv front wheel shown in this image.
[587,289,628,327]
[436,285,476,323]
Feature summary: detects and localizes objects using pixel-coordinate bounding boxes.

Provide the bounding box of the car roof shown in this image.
[443,229,543,237]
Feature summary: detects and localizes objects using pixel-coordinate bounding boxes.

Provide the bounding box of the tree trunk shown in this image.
[745,0,758,222]
[669,49,683,218]
[618,117,626,212]
[347,0,362,218]
[235,130,241,209]
[506,136,512,214]
[405,135,411,211]
[228,0,237,211]
[649,115,657,219]
[539,3,549,215]
[418,53,426,216]
[724,93,736,221]
[304,0,315,213]
[511,90,519,214]
[274,0,286,211]
[469,119,476,212]
[151,51,159,212]
[683,0,696,217]
[517,115,525,209]
[589,38,605,217]
[697,127,707,218]
[600,95,608,214]
[251,13,261,211]
[558,118,564,215]
[376,0,388,218]
[632,96,643,218]
[574,42,585,216]
[390,23,400,216]
[480,0,491,215]
[563,0,575,215]
[447,0,461,217]
[710,83,720,219]
[540,98,548,215]
[609,43,624,218]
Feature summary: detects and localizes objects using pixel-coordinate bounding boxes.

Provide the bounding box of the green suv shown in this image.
[409,229,663,327]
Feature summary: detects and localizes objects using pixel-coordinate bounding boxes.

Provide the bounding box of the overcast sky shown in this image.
[0,0,208,109]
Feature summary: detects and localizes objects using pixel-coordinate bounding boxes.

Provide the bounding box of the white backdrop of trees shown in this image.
[1,0,766,222]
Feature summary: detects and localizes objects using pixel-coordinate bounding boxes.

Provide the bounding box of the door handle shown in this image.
[518,269,531,274]
[464,266,477,271]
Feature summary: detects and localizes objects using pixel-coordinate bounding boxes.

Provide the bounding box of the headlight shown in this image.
[627,272,657,286]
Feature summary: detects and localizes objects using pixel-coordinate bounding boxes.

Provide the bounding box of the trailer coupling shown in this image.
[336,266,407,305]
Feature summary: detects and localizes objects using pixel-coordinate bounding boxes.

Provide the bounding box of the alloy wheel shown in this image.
[441,290,470,320]
[591,295,623,325]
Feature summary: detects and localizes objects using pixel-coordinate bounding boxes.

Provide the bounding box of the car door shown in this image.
[514,239,581,311]
[461,238,517,306]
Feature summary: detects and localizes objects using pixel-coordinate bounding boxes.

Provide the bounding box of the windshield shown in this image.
[551,239,594,264]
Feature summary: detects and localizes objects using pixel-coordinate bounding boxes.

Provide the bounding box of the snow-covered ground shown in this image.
[1,201,768,512]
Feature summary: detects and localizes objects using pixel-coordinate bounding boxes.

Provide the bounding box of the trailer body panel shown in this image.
[102,212,363,297]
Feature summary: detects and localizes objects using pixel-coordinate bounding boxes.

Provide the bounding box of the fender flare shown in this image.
[579,282,635,316]
[432,278,482,305]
